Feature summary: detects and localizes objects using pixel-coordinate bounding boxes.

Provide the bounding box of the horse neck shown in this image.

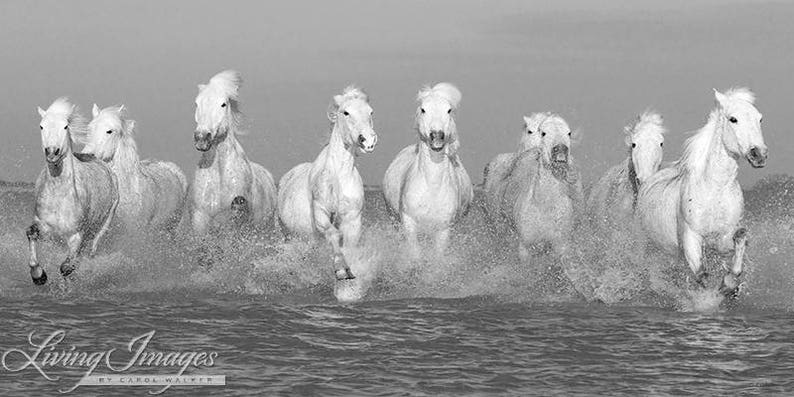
[109,135,142,182]
[324,126,356,175]
[417,141,452,183]
[687,117,738,186]
[625,156,638,195]
[200,131,246,170]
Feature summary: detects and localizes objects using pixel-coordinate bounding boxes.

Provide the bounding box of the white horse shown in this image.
[83,104,187,234]
[637,88,767,298]
[483,112,551,227]
[586,110,666,234]
[484,113,584,275]
[191,70,278,235]
[26,98,119,284]
[278,86,378,280]
[382,83,473,257]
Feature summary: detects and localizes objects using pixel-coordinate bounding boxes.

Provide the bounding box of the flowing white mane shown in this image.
[200,69,247,135]
[337,85,368,104]
[207,70,243,101]
[44,97,89,145]
[626,110,666,140]
[676,88,755,174]
[417,82,462,109]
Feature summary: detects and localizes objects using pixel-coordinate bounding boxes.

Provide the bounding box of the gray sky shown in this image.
[1,0,791,187]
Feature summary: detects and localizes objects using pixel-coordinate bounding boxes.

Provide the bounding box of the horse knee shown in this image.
[26,224,41,240]
[733,228,748,245]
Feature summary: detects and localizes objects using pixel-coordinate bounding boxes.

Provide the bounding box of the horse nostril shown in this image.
[430,131,445,141]
[54,148,60,156]
[358,135,366,145]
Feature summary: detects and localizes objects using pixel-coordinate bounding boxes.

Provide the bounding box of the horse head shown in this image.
[85,104,135,162]
[328,86,377,153]
[416,82,461,157]
[37,97,83,165]
[714,88,767,168]
[536,113,574,169]
[625,110,665,187]
[194,70,243,152]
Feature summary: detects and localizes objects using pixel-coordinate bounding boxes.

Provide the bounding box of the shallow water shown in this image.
[1,177,793,395]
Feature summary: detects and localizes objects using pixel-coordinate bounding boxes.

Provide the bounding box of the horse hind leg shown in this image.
[26,222,47,285]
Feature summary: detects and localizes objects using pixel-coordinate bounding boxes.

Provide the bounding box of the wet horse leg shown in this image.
[26,221,48,285]
[718,228,747,298]
[403,215,421,260]
[338,214,362,278]
[314,203,354,280]
[90,195,119,257]
[60,233,83,278]
[433,227,450,257]
[681,226,707,287]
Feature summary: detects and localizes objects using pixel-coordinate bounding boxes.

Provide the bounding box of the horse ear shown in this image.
[92,103,100,118]
[198,84,207,92]
[523,116,532,131]
[118,104,125,113]
[624,133,632,147]
[37,107,46,118]
[124,119,135,133]
[714,89,728,108]
[327,103,338,123]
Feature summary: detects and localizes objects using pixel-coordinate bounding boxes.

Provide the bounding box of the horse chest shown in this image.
[403,172,459,222]
[37,184,82,234]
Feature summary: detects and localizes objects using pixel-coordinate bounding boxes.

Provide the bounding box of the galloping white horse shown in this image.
[278,86,378,280]
[27,98,119,284]
[382,83,472,257]
[586,111,666,234]
[637,88,768,297]
[483,112,551,227]
[484,113,583,268]
[83,104,187,234]
[191,70,277,234]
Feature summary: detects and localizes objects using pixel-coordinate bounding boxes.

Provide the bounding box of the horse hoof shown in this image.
[335,268,356,281]
[719,274,743,299]
[31,269,47,285]
[60,262,75,278]
[733,227,748,243]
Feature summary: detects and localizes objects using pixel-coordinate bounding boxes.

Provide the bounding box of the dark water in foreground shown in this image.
[0,176,793,395]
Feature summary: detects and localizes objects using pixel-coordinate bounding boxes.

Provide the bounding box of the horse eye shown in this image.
[660,142,664,147]
[527,130,533,135]
[39,126,43,130]
[729,116,738,123]
[63,125,68,130]
[420,108,426,114]
[541,132,546,137]
[447,109,452,114]
[343,111,349,116]
[568,132,572,137]
[632,143,637,148]
[106,130,113,135]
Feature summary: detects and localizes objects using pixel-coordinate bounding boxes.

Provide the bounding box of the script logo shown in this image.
[1,330,224,394]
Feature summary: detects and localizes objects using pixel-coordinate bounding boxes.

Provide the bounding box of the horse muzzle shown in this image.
[551,144,569,164]
[429,130,445,152]
[44,147,64,164]
[194,132,212,152]
[746,146,768,168]
[357,133,377,153]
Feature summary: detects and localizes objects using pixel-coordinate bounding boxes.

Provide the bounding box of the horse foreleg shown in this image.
[314,208,354,281]
[192,210,211,235]
[26,222,47,285]
[60,233,82,278]
[403,215,421,260]
[90,195,119,257]
[681,227,706,287]
[719,228,747,298]
[433,227,450,257]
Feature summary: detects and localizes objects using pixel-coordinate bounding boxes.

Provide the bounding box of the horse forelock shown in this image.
[628,110,666,139]
[338,85,368,105]
[725,87,755,104]
[207,70,242,101]
[417,83,462,109]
